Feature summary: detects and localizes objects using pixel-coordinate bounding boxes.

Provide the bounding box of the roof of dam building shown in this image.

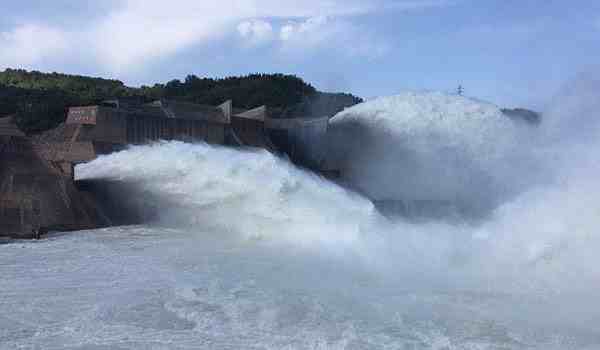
[104,98,270,123]
[233,106,268,122]
[69,98,275,126]
[145,99,230,124]
[75,98,232,124]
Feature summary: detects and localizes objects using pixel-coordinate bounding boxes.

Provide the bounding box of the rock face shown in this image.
[0,132,111,238]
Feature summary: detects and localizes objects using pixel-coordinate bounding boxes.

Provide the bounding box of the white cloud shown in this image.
[280,16,331,43]
[87,0,388,71]
[0,24,68,69]
[0,0,450,73]
[237,19,274,47]
[278,16,390,60]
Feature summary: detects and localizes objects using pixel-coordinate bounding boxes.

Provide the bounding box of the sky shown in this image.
[1,0,599,109]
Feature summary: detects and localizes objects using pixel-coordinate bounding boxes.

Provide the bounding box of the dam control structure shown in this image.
[0,99,336,238]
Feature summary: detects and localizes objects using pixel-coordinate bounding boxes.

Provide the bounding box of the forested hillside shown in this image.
[144,73,318,109]
[0,84,78,132]
[0,69,131,99]
[0,69,140,133]
[0,69,362,134]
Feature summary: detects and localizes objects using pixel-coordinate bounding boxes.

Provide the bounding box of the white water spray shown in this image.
[3,78,600,349]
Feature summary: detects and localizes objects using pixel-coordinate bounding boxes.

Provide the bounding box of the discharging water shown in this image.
[2,89,600,349]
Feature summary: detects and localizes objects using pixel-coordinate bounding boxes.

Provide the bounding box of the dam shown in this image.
[0,98,335,238]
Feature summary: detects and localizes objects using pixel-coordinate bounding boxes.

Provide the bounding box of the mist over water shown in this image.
[328,91,550,217]
[3,77,600,349]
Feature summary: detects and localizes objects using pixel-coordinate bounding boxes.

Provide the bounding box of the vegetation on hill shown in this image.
[0,69,360,134]
[0,85,74,132]
[278,92,363,119]
[0,69,140,133]
[0,69,131,99]
[144,74,318,109]
[500,108,541,125]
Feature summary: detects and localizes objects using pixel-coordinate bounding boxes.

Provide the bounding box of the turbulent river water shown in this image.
[2,88,600,349]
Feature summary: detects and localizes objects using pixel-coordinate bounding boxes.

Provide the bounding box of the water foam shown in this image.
[66,85,600,348]
[77,142,380,254]
[75,137,600,297]
[329,91,542,213]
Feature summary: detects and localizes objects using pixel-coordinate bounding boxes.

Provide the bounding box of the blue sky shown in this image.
[1,0,598,109]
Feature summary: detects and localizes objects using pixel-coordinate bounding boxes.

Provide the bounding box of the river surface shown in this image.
[2,224,599,350]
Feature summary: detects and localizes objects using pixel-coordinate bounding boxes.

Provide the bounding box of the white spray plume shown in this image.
[76,75,600,328]
[328,91,546,214]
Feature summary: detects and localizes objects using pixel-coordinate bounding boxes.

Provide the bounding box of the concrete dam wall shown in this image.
[1,99,337,238]
[0,134,113,238]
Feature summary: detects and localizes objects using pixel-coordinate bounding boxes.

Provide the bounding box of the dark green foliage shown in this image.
[0,69,361,133]
[0,84,71,133]
[0,69,141,134]
[279,92,363,118]
[501,108,541,125]
[152,73,318,109]
[0,68,132,100]
[14,90,71,133]
[0,84,22,116]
